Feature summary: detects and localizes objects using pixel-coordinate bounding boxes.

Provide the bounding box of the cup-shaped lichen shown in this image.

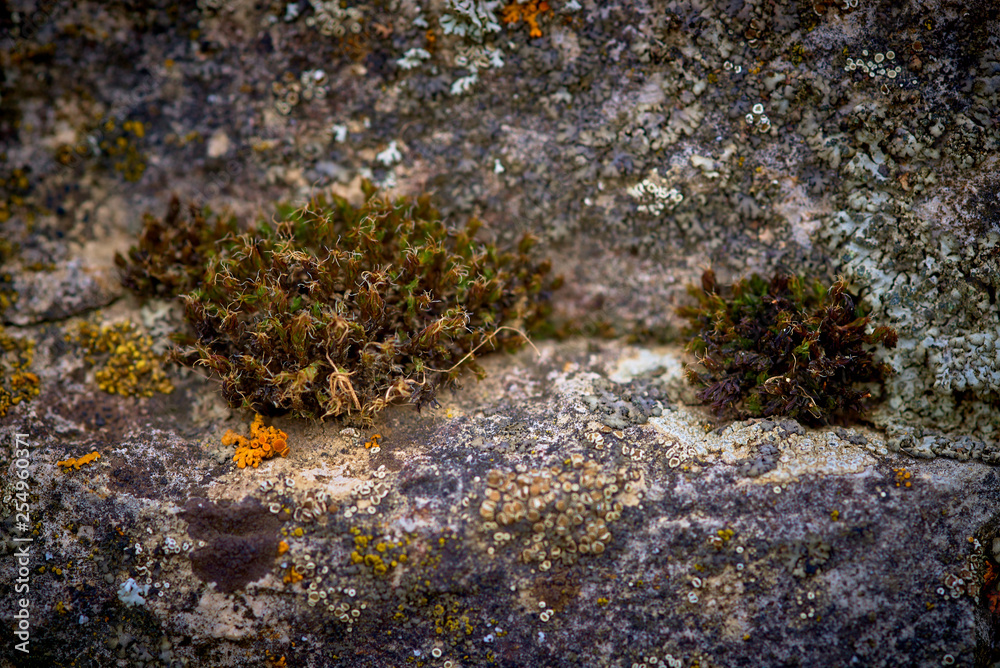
[117,181,561,422]
[678,270,897,422]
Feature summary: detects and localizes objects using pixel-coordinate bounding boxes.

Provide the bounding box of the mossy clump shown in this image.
[117,182,561,422]
[678,270,897,423]
[0,325,40,417]
[66,321,175,397]
[114,196,240,298]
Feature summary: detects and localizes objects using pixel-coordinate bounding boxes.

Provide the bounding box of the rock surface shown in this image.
[1,0,999,666]
[2,339,1000,667]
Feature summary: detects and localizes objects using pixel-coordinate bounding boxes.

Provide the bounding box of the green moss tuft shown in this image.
[678,270,897,423]
[117,182,561,423]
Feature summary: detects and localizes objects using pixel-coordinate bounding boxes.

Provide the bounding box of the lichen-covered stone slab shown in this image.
[2,340,997,666]
[2,0,1000,664]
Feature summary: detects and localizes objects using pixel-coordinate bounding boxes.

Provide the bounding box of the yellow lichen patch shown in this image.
[283,566,303,584]
[57,452,101,470]
[223,414,289,469]
[349,527,406,577]
[0,164,35,227]
[709,527,735,550]
[66,321,173,397]
[0,233,16,309]
[893,467,912,488]
[0,273,17,313]
[56,117,148,182]
[277,540,289,555]
[0,325,40,417]
[429,598,475,640]
[501,0,550,38]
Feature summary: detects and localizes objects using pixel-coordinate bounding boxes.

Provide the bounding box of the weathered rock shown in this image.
[1,0,999,665]
[4,259,121,326]
[2,340,998,666]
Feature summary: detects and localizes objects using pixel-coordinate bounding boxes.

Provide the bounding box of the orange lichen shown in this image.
[277,540,289,555]
[233,446,264,469]
[222,414,289,469]
[284,566,303,584]
[364,433,382,449]
[271,437,290,458]
[893,467,912,488]
[221,429,246,448]
[57,452,101,470]
[502,0,550,38]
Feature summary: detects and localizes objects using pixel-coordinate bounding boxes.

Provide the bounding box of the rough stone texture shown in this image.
[1,341,999,667]
[6,258,121,325]
[1,0,1000,666]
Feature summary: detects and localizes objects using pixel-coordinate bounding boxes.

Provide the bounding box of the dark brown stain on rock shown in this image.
[181,497,283,594]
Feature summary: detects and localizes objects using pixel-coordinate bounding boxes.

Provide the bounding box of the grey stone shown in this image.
[1,0,998,664]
